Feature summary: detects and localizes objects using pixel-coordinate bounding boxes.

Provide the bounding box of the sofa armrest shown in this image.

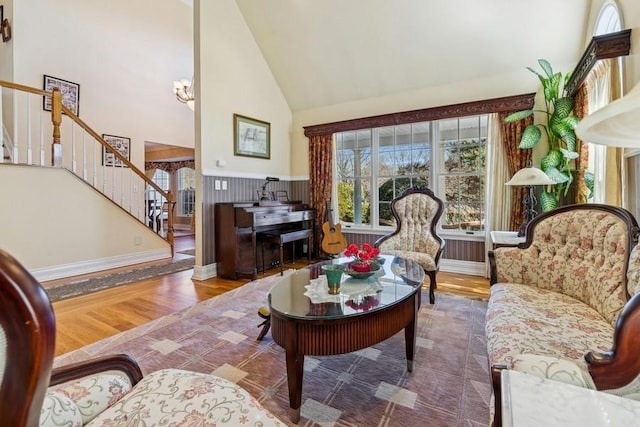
[50,354,143,387]
[586,292,640,390]
[490,364,508,427]
[488,245,533,286]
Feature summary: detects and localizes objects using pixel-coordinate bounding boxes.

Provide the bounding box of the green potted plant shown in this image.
[504,59,593,211]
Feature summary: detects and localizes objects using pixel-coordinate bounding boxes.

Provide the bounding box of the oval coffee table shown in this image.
[268,255,425,423]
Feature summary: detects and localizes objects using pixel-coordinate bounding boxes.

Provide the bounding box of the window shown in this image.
[335,115,487,233]
[150,169,169,200]
[177,167,195,216]
[625,151,640,220]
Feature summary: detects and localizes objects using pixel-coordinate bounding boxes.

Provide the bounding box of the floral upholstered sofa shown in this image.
[485,204,640,425]
[40,366,285,426]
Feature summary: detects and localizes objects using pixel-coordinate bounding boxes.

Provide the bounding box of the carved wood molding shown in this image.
[565,29,631,97]
[303,93,536,137]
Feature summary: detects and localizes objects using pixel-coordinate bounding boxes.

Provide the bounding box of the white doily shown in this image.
[304,276,382,304]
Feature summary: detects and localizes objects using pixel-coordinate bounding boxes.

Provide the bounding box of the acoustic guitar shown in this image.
[321,202,348,255]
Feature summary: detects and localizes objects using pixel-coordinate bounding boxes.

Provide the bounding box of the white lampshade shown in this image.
[505,167,555,186]
[576,81,640,147]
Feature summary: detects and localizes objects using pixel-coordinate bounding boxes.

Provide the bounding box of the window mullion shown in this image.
[371,128,379,229]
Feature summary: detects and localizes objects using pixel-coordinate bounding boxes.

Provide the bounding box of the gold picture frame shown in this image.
[233,113,270,159]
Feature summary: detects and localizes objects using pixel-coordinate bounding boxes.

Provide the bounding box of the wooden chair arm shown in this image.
[50,354,143,387]
[586,292,640,390]
[488,250,497,285]
[490,364,508,427]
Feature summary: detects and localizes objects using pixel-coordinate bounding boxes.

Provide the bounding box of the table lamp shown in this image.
[505,167,555,236]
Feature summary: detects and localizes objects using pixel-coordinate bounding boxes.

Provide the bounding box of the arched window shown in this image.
[586,1,623,204]
[594,2,622,35]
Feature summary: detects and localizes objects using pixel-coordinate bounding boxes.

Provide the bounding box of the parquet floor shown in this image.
[52,235,490,356]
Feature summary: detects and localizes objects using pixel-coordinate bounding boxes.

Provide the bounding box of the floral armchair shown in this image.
[375,187,445,304]
[0,249,285,426]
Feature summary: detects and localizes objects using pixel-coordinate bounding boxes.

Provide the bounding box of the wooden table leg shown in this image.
[285,347,304,423]
[404,294,419,372]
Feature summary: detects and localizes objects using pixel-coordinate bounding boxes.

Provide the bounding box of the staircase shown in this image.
[0,80,175,250]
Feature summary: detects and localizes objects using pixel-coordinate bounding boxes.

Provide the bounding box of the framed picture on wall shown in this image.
[42,75,80,116]
[102,134,130,167]
[233,113,270,159]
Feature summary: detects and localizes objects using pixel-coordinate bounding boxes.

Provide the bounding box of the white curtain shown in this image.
[484,113,511,277]
[585,58,622,205]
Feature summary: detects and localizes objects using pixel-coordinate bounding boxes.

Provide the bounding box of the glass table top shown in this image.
[268,255,425,320]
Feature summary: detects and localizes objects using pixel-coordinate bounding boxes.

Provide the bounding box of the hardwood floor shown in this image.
[52,249,490,356]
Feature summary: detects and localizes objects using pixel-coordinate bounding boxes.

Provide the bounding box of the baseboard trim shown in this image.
[192,262,217,280]
[31,248,172,282]
[439,259,485,276]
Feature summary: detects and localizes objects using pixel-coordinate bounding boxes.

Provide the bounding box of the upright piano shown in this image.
[215,201,316,279]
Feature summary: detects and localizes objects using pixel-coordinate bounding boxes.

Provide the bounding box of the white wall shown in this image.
[618,0,640,89]
[11,0,194,169]
[196,0,292,178]
[290,55,576,177]
[0,165,170,280]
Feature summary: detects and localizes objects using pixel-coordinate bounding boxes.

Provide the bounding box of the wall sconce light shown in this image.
[0,6,11,43]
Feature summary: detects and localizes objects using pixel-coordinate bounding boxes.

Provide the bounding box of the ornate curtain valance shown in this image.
[145,160,195,173]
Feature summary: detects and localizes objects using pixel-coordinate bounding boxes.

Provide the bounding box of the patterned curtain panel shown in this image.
[499,112,533,232]
[309,134,333,250]
[145,160,195,173]
[574,82,590,204]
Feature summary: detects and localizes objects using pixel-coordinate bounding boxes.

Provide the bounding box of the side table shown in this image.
[501,369,640,427]
[490,231,525,249]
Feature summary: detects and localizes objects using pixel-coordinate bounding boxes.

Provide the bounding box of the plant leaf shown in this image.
[563,131,576,152]
[554,97,574,119]
[540,191,557,212]
[545,166,570,183]
[542,72,562,101]
[550,118,577,151]
[541,150,562,170]
[503,110,533,123]
[519,125,541,149]
[564,115,580,129]
[560,148,579,160]
[584,171,594,199]
[538,59,554,79]
[527,67,545,81]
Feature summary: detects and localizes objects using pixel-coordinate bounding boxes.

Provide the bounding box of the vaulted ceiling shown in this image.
[235,0,591,112]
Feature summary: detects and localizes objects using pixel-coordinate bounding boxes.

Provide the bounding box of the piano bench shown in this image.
[260,229,313,275]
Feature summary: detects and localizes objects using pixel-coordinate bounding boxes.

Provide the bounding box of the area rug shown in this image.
[54,272,491,426]
[44,257,195,302]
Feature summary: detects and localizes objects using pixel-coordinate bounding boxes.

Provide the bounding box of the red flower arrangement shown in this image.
[344,243,380,272]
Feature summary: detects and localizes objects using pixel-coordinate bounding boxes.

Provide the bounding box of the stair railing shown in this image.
[0,79,174,250]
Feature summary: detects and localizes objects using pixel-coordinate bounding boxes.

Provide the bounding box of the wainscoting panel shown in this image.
[442,239,486,263]
[341,231,486,264]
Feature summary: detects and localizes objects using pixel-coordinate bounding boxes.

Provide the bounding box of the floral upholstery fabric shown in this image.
[486,283,615,367]
[626,243,640,297]
[39,369,283,426]
[491,209,630,326]
[377,193,441,271]
[86,369,284,426]
[381,249,436,271]
[40,371,134,426]
[509,354,596,389]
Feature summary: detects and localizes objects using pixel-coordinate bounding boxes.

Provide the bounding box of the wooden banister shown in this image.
[0,79,174,250]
